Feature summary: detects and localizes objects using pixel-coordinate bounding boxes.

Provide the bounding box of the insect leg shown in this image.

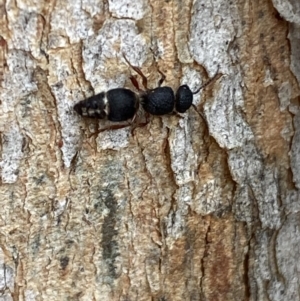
[130,75,142,91]
[123,54,148,90]
[157,69,166,87]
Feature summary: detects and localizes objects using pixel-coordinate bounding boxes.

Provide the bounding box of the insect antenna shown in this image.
[123,54,148,90]
[192,66,222,94]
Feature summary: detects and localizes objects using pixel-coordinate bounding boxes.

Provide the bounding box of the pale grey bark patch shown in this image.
[175,184,194,211]
[204,73,253,149]
[252,231,274,300]
[180,66,202,100]
[281,119,294,144]
[267,277,286,301]
[257,166,282,229]
[168,117,196,185]
[29,233,41,257]
[0,262,14,292]
[108,0,148,20]
[90,159,128,284]
[0,51,37,114]
[233,185,254,223]
[276,213,300,300]
[0,255,14,300]
[288,23,300,191]
[24,289,39,301]
[0,294,13,301]
[101,189,120,283]
[48,33,70,50]
[82,19,147,92]
[6,10,40,55]
[272,0,300,24]
[189,0,240,77]
[16,1,46,12]
[194,177,229,215]
[82,0,104,17]
[50,83,82,168]
[145,253,161,294]
[228,143,263,188]
[165,206,187,239]
[0,123,23,183]
[50,0,97,44]
[288,23,300,84]
[97,128,131,150]
[278,82,292,111]
[284,190,300,215]
[290,112,300,189]
[229,143,282,229]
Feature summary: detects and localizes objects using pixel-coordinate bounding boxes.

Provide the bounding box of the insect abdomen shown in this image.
[106,88,138,122]
[74,92,107,119]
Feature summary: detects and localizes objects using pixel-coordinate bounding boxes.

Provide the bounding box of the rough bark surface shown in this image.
[0,0,299,300]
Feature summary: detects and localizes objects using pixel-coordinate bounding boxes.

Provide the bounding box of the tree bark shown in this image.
[0,0,299,300]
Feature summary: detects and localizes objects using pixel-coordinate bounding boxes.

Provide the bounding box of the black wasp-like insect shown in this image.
[123,56,201,116]
[74,56,220,125]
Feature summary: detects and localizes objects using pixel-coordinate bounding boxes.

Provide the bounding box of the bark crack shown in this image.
[199,218,211,299]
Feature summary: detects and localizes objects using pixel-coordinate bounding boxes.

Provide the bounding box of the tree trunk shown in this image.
[0,0,299,300]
